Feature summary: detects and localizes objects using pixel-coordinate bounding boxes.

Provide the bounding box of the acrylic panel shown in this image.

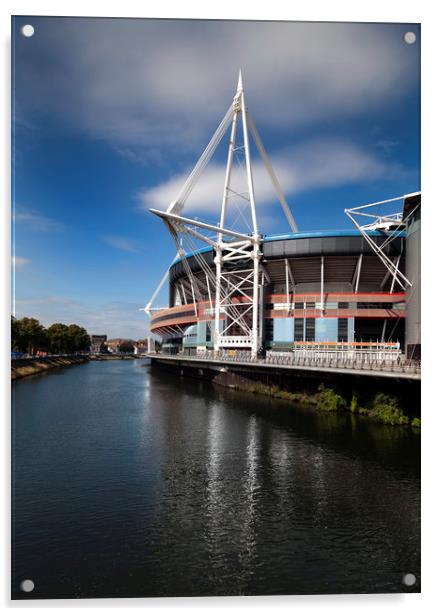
[11,16,421,599]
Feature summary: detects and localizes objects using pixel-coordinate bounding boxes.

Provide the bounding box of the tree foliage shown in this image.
[11,316,20,351]
[119,340,135,353]
[11,316,90,355]
[12,316,48,354]
[66,324,91,353]
[46,323,70,354]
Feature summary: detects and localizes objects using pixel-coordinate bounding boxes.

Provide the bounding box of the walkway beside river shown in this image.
[148,351,421,381]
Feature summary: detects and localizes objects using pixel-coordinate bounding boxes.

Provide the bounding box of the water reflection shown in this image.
[205,400,228,581]
[12,360,420,598]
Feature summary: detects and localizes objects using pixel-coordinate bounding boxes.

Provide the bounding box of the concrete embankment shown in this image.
[90,354,137,360]
[11,355,89,380]
[150,354,421,428]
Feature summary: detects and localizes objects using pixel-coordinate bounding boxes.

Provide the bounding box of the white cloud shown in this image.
[13,206,64,232]
[138,137,402,223]
[12,256,30,267]
[102,235,140,253]
[16,20,419,154]
[14,296,149,340]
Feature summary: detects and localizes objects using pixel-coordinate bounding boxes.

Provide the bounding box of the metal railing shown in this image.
[155,349,421,376]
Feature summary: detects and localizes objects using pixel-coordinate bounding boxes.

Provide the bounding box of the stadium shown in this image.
[147,75,420,362]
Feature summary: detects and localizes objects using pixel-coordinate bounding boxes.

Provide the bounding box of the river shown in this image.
[12,359,420,598]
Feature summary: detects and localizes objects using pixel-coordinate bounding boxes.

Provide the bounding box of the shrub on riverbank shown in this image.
[317,387,346,412]
[350,392,410,426]
[367,393,409,425]
[242,382,309,403]
[225,377,419,429]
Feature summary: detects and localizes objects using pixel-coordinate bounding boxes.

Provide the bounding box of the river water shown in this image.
[12,359,420,598]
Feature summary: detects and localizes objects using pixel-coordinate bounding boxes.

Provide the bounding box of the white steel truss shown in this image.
[148,71,296,357]
[344,192,420,291]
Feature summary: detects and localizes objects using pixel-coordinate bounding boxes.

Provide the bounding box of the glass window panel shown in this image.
[294,318,304,341]
[315,318,338,342]
[273,318,292,343]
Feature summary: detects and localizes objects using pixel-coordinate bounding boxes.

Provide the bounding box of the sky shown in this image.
[12,17,420,339]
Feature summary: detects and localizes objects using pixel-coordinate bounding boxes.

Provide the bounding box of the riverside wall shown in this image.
[150,354,421,425]
[11,355,89,380]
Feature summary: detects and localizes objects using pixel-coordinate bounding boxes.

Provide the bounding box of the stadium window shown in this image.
[294,318,304,341]
[338,318,348,342]
[305,318,315,341]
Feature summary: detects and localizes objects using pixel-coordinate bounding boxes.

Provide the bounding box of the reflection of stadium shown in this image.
[146,75,420,361]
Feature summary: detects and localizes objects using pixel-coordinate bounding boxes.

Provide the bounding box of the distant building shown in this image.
[90,335,107,353]
[106,340,121,353]
[133,341,149,355]
[106,339,135,354]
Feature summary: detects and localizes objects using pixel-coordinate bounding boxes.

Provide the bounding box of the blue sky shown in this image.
[12,17,420,339]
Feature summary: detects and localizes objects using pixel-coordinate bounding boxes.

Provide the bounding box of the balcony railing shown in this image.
[154,348,421,376]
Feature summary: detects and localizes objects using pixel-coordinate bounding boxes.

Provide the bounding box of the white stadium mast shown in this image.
[147,71,297,358]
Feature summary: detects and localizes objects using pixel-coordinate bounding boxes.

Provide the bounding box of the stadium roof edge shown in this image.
[171,229,406,265]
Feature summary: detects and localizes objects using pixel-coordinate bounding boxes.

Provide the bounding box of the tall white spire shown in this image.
[150,73,298,358]
[237,69,243,93]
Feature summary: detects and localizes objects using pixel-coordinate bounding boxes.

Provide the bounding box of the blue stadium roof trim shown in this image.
[172,246,212,265]
[262,229,384,241]
[171,229,406,265]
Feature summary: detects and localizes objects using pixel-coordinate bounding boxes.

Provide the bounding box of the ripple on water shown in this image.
[12,360,420,597]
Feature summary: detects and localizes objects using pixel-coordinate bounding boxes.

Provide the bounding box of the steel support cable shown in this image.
[377,223,406,252]
[157,94,273,344]
[172,226,220,313]
[178,107,233,203]
[181,249,250,336]
[220,141,252,234]
[347,202,420,294]
[231,155,253,233]
[168,224,204,304]
[385,314,402,344]
[181,229,253,336]
[247,112,298,233]
[346,212,410,289]
[378,216,408,249]
[378,202,420,252]
[184,235,252,334]
[173,105,234,209]
[162,117,258,337]
[178,243,204,303]
[229,195,253,235]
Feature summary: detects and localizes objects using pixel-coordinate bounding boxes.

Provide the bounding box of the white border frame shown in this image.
[1,3,432,614]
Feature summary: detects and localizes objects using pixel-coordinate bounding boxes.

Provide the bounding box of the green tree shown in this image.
[119,340,135,353]
[11,316,20,351]
[67,324,90,353]
[12,316,91,355]
[47,323,71,354]
[15,317,47,354]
